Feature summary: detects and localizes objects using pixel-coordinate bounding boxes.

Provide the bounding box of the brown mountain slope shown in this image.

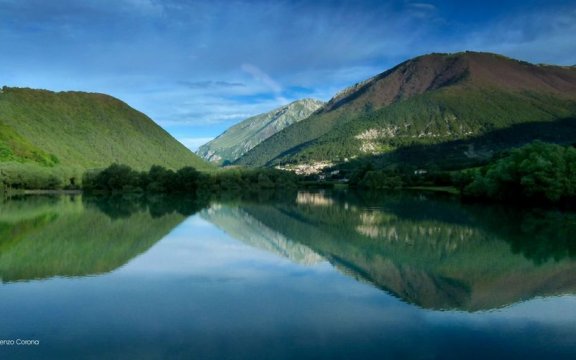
[236,52,576,168]
[323,52,576,114]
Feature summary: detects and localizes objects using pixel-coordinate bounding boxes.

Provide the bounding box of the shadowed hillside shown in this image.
[236,52,576,169]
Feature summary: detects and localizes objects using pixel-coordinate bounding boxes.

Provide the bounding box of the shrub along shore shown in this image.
[82,164,299,194]
[347,141,576,208]
[2,141,574,208]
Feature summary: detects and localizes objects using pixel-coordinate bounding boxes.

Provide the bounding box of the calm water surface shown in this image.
[1,191,576,359]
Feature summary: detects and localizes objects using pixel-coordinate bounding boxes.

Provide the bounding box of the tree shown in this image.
[147,165,175,193]
[175,166,200,192]
[97,163,140,192]
[463,141,576,204]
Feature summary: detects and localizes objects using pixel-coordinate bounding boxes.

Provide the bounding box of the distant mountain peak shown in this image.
[197,98,324,165]
[319,51,576,115]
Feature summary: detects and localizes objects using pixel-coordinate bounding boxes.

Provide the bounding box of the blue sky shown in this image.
[2,0,576,150]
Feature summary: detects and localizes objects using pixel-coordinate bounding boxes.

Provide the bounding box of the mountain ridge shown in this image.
[235,52,576,169]
[197,98,324,165]
[0,87,210,187]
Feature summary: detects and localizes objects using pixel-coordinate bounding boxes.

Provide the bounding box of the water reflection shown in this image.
[0,195,206,282]
[203,190,576,311]
[201,205,323,265]
[1,191,576,312]
[2,191,576,359]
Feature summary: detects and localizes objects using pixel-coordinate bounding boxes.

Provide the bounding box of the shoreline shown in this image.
[21,189,83,195]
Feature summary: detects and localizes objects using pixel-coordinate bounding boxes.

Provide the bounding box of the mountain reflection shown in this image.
[201,205,323,265]
[0,195,205,283]
[203,190,576,311]
[2,191,576,312]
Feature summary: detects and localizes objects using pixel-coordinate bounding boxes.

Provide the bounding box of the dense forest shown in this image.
[2,139,574,209]
[82,164,298,194]
[459,141,576,205]
[348,141,576,207]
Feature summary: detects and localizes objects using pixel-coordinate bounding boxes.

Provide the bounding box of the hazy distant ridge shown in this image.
[197,98,324,165]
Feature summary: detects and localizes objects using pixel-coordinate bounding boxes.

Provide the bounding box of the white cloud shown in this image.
[459,8,576,65]
[121,0,164,16]
[406,2,438,20]
[241,63,287,103]
[408,3,436,11]
[241,64,282,94]
[4,0,575,146]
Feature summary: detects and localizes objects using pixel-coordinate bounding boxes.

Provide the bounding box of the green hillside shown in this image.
[197,98,324,165]
[0,87,210,187]
[0,120,57,165]
[236,52,576,169]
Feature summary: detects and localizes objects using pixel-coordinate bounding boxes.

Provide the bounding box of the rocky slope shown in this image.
[197,98,324,165]
[236,52,576,169]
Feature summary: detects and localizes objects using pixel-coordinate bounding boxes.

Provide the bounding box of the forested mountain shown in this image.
[236,52,576,169]
[197,99,324,165]
[0,87,210,187]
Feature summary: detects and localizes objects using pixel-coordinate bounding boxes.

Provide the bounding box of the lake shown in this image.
[1,191,576,359]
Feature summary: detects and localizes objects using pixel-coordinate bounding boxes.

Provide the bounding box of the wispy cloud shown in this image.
[2,0,575,142]
[458,7,576,65]
[179,80,246,89]
[408,3,437,10]
[120,0,165,16]
[241,63,287,103]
